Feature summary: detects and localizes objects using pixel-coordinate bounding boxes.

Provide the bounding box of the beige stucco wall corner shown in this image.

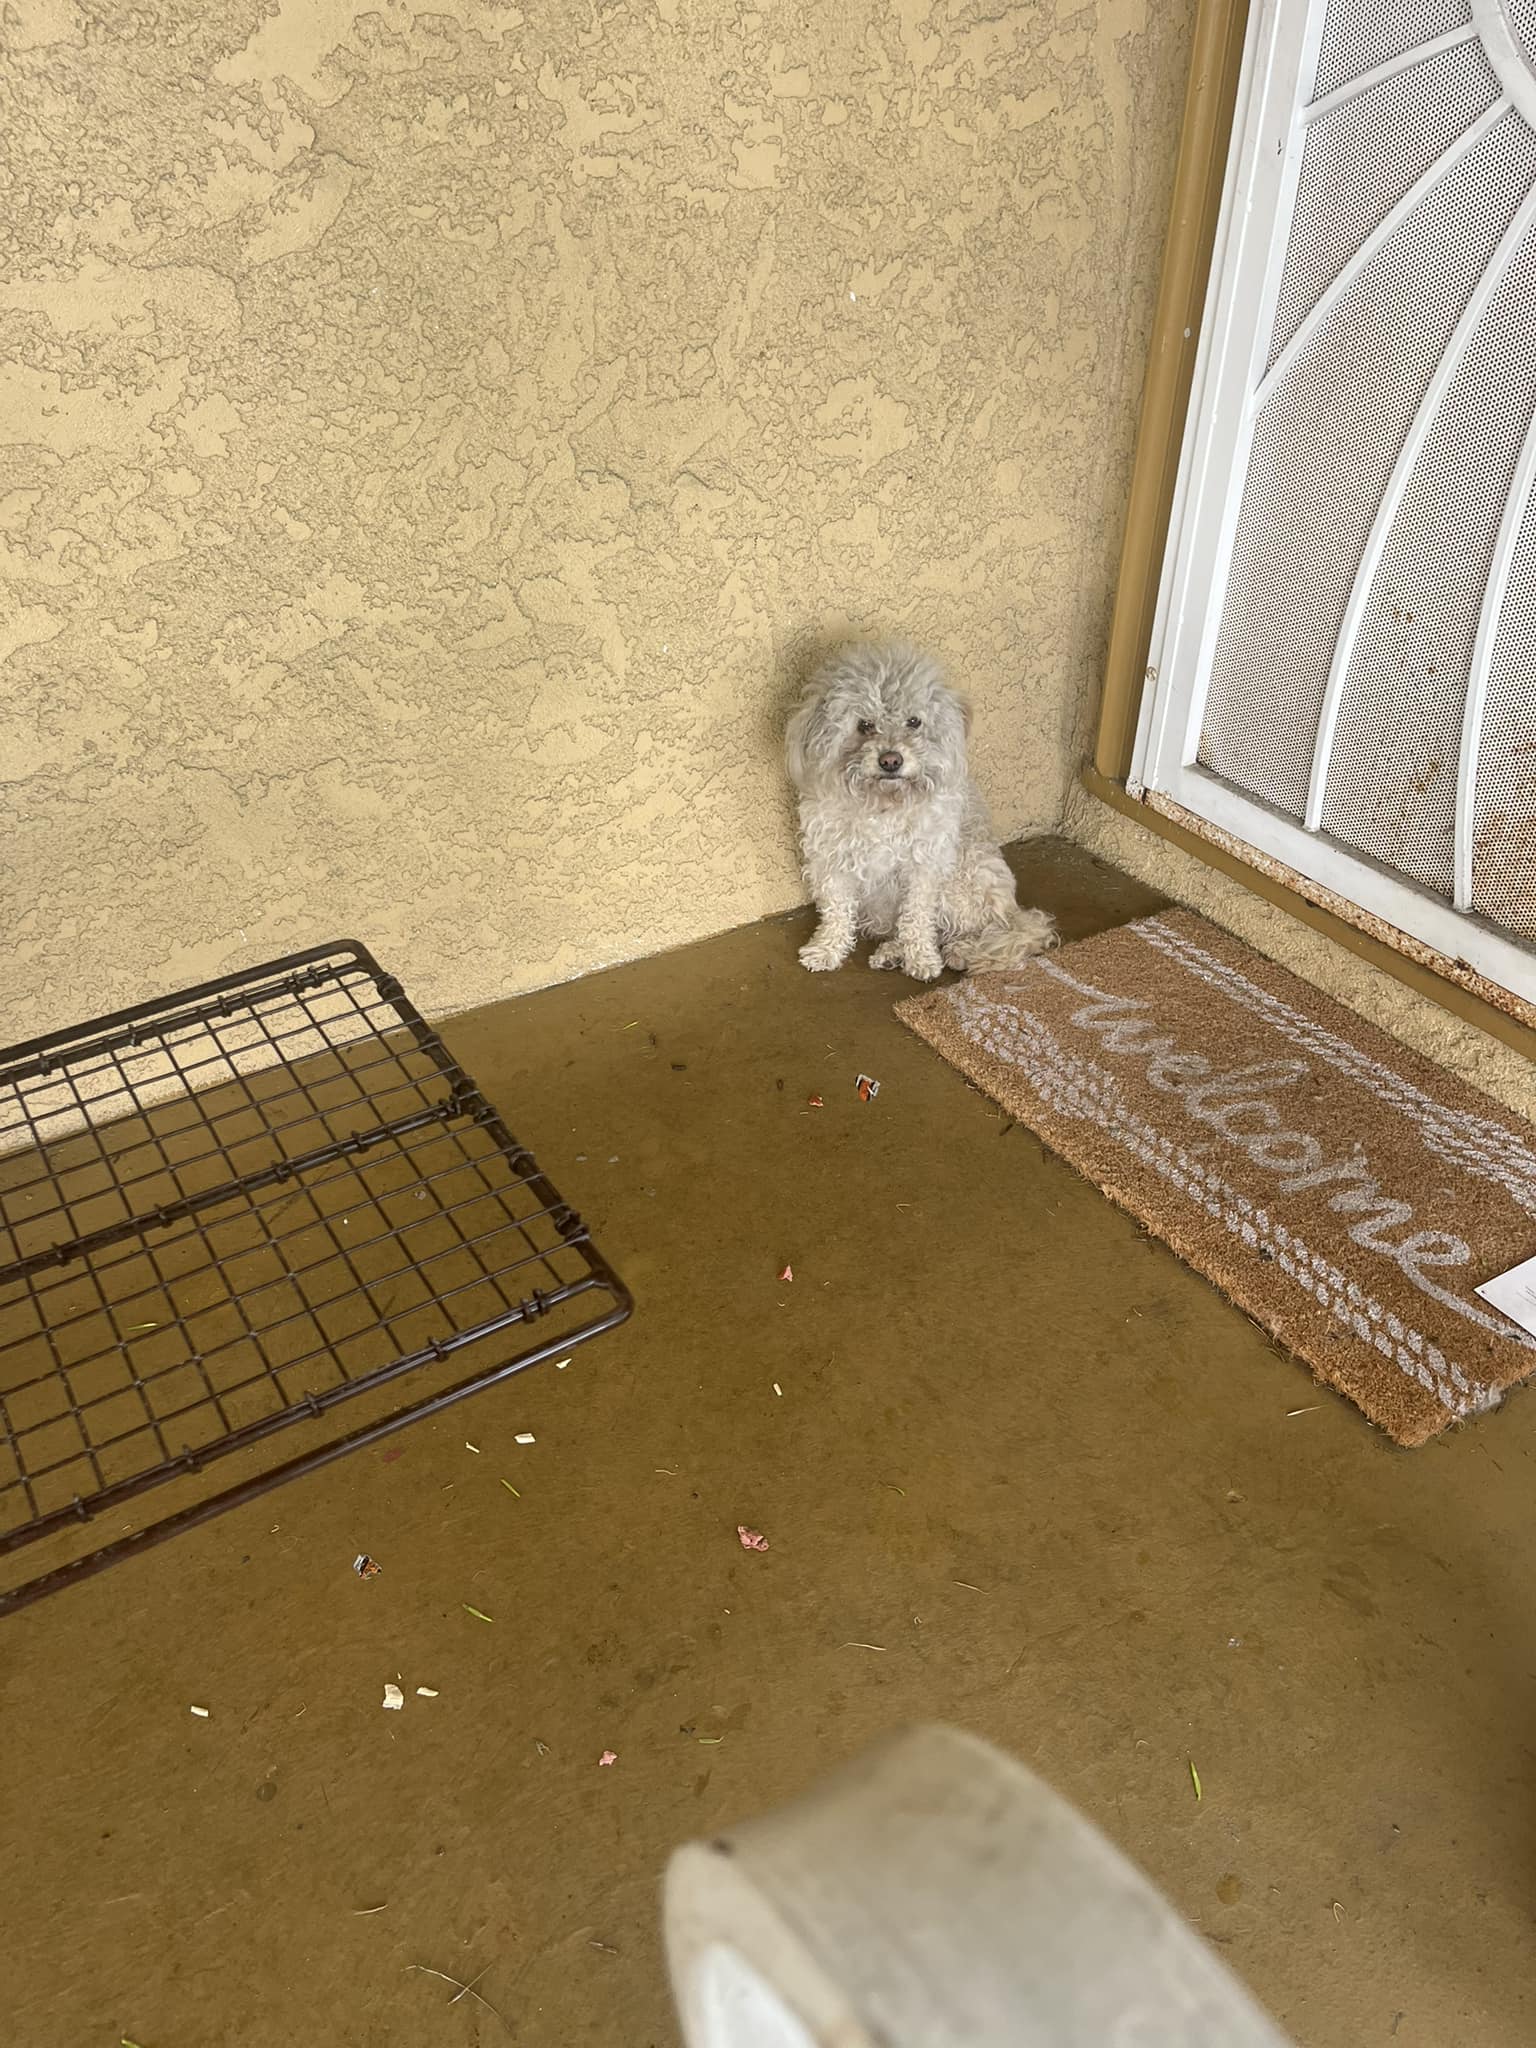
[2,0,1196,1040]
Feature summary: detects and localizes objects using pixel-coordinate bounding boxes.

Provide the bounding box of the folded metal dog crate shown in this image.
[0,942,631,1614]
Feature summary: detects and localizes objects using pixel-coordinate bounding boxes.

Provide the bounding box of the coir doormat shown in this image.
[897,910,1536,1446]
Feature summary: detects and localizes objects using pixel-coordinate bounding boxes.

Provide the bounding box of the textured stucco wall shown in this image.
[1065,785,1536,1121]
[2,0,1193,1038]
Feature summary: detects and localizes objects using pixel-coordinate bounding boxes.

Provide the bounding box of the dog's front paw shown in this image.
[870,940,943,979]
[800,936,850,973]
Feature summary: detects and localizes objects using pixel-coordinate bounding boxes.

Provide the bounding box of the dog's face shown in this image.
[786,645,969,802]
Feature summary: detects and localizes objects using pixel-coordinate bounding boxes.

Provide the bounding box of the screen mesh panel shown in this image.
[1198,107,1536,814]
[1320,224,1536,894]
[1312,0,1472,100]
[1473,508,1536,935]
[1177,0,1536,966]
[1270,33,1498,367]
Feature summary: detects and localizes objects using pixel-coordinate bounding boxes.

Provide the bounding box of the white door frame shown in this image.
[1130,0,1536,1004]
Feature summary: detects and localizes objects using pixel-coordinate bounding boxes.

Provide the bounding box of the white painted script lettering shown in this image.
[1066,993,1480,1321]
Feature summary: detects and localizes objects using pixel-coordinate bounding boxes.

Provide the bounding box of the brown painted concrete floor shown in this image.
[6,839,1536,2048]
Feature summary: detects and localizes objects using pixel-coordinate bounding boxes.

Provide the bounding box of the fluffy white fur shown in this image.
[785,642,1056,980]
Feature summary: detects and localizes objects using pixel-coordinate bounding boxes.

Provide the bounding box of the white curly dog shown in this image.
[786,642,1057,981]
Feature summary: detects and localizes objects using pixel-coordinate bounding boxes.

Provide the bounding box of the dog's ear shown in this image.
[785,689,823,791]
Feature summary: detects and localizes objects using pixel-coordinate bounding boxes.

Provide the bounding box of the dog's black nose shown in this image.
[878,750,903,774]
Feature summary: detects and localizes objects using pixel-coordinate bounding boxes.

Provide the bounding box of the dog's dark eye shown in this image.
[857,719,875,735]
[906,716,922,730]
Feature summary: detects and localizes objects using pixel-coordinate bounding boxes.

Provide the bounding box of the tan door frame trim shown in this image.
[1085,0,1535,1063]
[1093,0,1251,781]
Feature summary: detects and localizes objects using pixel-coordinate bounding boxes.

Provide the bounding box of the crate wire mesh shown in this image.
[0,942,630,1614]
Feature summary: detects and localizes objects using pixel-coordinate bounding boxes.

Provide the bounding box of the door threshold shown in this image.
[1080,764,1536,1062]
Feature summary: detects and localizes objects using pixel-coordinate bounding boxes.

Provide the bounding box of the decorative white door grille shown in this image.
[1134,0,1536,1002]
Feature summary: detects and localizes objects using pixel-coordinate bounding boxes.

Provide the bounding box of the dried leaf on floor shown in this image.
[353,1553,381,1579]
[1189,1760,1203,1801]
[855,1073,881,1102]
[737,1525,770,1551]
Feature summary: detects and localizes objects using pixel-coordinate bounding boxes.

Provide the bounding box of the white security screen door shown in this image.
[1134,0,1536,1002]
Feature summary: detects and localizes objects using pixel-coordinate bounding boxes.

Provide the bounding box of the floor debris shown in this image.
[501,1479,520,1496]
[352,1553,381,1579]
[188,1705,210,1719]
[737,1525,770,1551]
[855,1073,881,1101]
[416,1687,439,1698]
[515,1432,536,1445]
[807,1094,824,1108]
[382,1683,405,1711]
[462,1604,494,1623]
[465,1440,481,1453]
[598,1750,618,1766]
[554,1357,572,1369]
[772,1382,783,1397]
[777,1263,793,1282]
[406,1963,501,2019]
[1190,1760,1203,1801]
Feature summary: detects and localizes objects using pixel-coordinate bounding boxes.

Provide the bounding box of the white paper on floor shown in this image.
[1476,1254,1536,1341]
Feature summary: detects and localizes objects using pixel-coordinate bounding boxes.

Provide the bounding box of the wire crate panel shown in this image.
[0,941,630,1614]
